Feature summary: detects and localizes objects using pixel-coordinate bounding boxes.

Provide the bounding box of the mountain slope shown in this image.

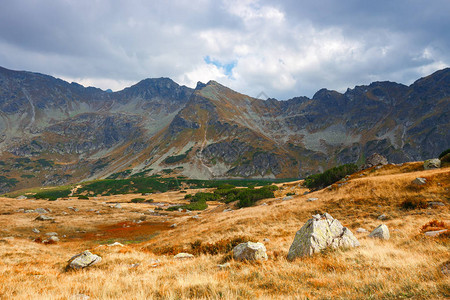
[0,66,449,193]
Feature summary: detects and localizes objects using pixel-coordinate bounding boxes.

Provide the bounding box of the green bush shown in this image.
[439,148,450,159]
[34,189,71,200]
[77,195,89,200]
[131,198,145,203]
[303,163,358,190]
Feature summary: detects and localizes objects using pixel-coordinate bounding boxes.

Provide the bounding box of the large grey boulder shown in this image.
[287,213,359,260]
[233,242,268,261]
[67,250,102,270]
[368,224,390,240]
[424,159,441,170]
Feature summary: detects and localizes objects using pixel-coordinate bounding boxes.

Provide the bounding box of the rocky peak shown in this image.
[116,77,193,101]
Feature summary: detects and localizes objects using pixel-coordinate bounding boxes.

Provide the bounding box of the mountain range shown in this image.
[0,66,448,193]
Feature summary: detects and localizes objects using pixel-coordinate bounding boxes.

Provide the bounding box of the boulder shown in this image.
[424,159,441,170]
[287,213,359,260]
[35,208,49,214]
[233,242,268,261]
[174,253,194,259]
[67,250,102,270]
[368,224,390,240]
[412,177,427,185]
[362,153,388,169]
[307,198,318,202]
[35,215,54,221]
[377,214,388,220]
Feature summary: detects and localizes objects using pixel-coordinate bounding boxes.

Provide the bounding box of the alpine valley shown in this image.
[0,66,449,193]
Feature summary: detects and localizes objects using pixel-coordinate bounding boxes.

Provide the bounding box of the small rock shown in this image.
[263,238,270,242]
[62,212,68,215]
[261,203,268,206]
[356,228,368,233]
[67,250,102,270]
[217,262,231,269]
[307,198,318,202]
[424,229,448,237]
[423,158,441,170]
[32,228,40,234]
[149,259,160,267]
[107,242,124,247]
[233,242,268,261]
[377,214,388,220]
[16,195,27,200]
[412,178,427,185]
[191,215,200,219]
[170,224,177,228]
[35,208,49,214]
[303,191,309,195]
[223,208,233,212]
[45,232,58,236]
[47,236,59,243]
[35,215,54,221]
[25,209,35,213]
[17,208,25,213]
[283,196,293,201]
[114,203,122,209]
[3,237,14,240]
[428,201,445,207]
[368,224,390,240]
[129,263,140,268]
[174,253,194,259]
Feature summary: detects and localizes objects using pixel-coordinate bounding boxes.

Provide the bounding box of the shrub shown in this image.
[439,148,450,159]
[303,163,358,190]
[34,189,71,200]
[77,195,89,200]
[401,198,428,210]
[440,153,450,165]
[131,198,145,203]
[286,192,295,196]
[184,194,192,199]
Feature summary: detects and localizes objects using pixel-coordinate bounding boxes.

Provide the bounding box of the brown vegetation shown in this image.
[0,162,449,299]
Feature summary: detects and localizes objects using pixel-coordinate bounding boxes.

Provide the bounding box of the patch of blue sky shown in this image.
[204,56,237,77]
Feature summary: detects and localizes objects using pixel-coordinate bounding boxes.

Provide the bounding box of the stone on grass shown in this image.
[356,228,368,233]
[377,214,388,220]
[424,158,441,170]
[368,224,390,240]
[107,242,124,247]
[233,242,268,261]
[32,228,40,234]
[16,195,27,200]
[114,203,122,209]
[174,253,194,259]
[71,294,90,300]
[424,229,448,237]
[362,153,388,169]
[441,260,450,276]
[45,232,58,236]
[287,213,359,260]
[35,208,49,214]
[428,201,445,207]
[67,250,102,270]
[283,196,293,201]
[412,178,427,185]
[307,198,318,202]
[35,215,54,221]
[46,236,59,243]
[217,262,231,269]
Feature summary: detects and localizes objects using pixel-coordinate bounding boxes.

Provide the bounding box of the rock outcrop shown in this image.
[424,159,441,170]
[362,153,388,169]
[287,213,359,260]
[412,177,427,185]
[368,224,390,240]
[233,242,268,261]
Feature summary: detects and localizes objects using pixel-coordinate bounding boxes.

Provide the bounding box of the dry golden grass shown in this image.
[0,163,449,299]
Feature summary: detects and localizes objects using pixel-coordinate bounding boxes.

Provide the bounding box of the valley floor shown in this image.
[0,163,449,299]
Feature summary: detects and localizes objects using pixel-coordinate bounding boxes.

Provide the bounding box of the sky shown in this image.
[0,0,449,99]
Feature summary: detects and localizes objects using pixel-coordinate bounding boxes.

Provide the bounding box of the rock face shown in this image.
[424,158,441,170]
[287,213,359,260]
[233,242,268,261]
[368,224,390,240]
[363,153,388,169]
[67,250,102,270]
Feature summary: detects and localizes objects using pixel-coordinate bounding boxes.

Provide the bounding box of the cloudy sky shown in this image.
[0,0,449,99]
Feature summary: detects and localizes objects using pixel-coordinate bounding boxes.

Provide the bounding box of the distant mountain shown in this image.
[0,66,448,193]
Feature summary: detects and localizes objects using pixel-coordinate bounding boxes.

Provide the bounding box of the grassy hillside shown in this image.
[0,162,448,299]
